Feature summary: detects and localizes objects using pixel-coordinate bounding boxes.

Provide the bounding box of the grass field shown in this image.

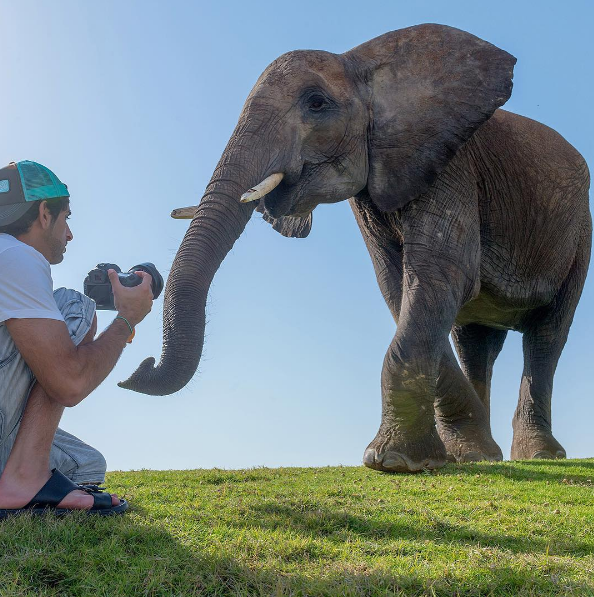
[0,459,593,596]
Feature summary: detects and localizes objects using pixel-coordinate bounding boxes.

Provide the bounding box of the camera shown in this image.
[84,262,164,310]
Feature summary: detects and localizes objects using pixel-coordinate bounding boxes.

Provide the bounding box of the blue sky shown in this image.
[1,0,592,471]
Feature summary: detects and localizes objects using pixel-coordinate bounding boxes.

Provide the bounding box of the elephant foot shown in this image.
[363,426,447,473]
[436,416,503,463]
[511,425,566,460]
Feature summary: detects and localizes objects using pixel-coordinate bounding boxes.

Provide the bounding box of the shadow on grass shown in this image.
[242,500,592,558]
[516,459,594,471]
[433,459,594,483]
[0,512,589,597]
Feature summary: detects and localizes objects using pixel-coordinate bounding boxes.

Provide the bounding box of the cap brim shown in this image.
[0,201,36,226]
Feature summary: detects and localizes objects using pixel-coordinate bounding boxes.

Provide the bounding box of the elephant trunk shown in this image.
[119,153,261,395]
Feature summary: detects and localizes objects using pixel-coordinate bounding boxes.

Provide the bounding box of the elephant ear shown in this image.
[346,24,516,212]
[256,202,312,238]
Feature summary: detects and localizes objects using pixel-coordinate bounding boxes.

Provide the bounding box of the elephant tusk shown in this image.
[239,172,284,203]
[171,206,199,219]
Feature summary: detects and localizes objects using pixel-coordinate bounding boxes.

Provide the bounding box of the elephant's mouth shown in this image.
[262,164,323,219]
[262,179,300,218]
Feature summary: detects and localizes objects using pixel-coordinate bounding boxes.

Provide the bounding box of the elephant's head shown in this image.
[120,24,515,395]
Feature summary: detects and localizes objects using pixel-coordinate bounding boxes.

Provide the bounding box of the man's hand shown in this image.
[107,269,153,327]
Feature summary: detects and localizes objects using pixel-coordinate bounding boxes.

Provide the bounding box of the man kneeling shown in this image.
[0,161,153,516]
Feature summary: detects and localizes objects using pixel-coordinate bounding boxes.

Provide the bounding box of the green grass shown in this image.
[1,460,593,596]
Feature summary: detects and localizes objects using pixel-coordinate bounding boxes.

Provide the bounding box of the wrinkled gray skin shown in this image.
[121,24,591,473]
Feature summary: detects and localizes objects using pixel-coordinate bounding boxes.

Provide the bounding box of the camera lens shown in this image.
[128,263,164,300]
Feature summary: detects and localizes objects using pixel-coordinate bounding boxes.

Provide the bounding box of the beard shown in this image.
[51,250,65,265]
[45,231,66,265]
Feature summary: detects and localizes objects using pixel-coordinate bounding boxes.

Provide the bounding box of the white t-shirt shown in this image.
[0,233,64,324]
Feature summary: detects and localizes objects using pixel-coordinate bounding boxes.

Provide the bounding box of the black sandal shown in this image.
[0,469,128,519]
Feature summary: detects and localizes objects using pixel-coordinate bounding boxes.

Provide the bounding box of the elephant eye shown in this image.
[308,94,328,112]
[300,90,336,118]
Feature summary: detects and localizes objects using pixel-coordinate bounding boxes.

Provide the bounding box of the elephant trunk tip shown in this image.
[118,356,180,396]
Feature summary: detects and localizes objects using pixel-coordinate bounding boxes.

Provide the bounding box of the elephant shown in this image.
[120,24,591,473]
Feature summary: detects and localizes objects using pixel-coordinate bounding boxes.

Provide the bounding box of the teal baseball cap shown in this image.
[0,160,70,226]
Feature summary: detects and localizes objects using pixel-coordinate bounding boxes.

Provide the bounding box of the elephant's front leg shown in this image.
[364,255,476,472]
[363,176,481,472]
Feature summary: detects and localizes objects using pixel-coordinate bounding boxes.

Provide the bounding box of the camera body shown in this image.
[84,262,164,310]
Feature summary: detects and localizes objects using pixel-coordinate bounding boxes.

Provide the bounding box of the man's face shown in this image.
[45,206,73,265]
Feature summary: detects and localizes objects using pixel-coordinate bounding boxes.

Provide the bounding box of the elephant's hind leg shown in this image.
[512,229,591,460]
[435,343,503,463]
[451,323,507,417]
[511,324,569,460]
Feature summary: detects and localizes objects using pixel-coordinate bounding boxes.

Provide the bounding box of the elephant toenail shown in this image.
[363,448,377,467]
[381,453,408,470]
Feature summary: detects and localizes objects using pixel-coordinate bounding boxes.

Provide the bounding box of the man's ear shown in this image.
[38,201,52,230]
[345,24,516,212]
[256,202,312,238]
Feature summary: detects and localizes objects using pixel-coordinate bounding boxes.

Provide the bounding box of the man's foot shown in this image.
[0,471,120,510]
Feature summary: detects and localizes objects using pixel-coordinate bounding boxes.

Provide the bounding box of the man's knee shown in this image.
[53,288,96,347]
[76,448,107,483]
[55,446,106,484]
[50,429,107,484]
